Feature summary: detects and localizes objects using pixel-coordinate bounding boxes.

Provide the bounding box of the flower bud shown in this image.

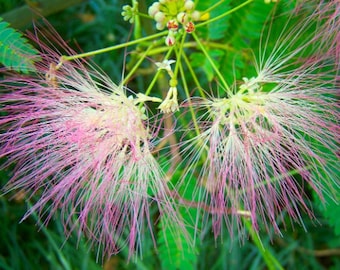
[185,21,195,33]
[167,20,179,31]
[191,10,201,21]
[154,11,165,23]
[156,22,165,30]
[165,31,176,46]
[184,0,194,10]
[148,3,160,17]
[177,12,188,24]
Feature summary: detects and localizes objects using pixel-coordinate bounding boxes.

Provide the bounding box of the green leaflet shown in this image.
[190,49,225,82]
[320,192,340,236]
[0,17,39,73]
[187,0,231,83]
[196,0,231,41]
[190,0,273,85]
[157,216,197,270]
[219,0,273,85]
[157,169,201,270]
[313,159,340,236]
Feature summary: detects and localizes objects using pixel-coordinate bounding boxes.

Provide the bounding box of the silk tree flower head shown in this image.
[0,28,185,259]
[179,11,339,238]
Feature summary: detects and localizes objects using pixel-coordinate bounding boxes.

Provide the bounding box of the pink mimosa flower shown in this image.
[179,10,339,238]
[0,27,184,259]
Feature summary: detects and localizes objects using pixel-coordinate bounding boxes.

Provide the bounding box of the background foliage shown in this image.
[0,0,339,269]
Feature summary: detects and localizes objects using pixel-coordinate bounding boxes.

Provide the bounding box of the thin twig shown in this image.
[169,190,251,217]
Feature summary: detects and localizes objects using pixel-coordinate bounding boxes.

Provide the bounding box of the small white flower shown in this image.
[135,93,162,104]
[155,59,176,73]
[165,31,176,46]
[158,87,179,113]
[239,77,260,93]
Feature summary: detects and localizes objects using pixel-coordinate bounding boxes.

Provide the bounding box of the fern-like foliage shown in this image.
[196,0,232,41]
[189,0,231,83]
[157,216,198,270]
[219,0,274,85]
[0,17,39,73]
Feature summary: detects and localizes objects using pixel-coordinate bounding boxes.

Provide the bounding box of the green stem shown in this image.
[202,41,233,51]
[244,219,284,270]
[196,0,253,28]
[178,52,201,137]
[146,41,233,56]
[120,43,154,86]
[181,51,206,98]
[173,31,187,79]
[148,46,174,55]
[201,0,227,15]
[61,31,168,61]
[136,12,152,20]
[138,47,174,109]
[144,48,174,97]
[143,70,162,98]
[192,32,231,95]
[132,0,142,39]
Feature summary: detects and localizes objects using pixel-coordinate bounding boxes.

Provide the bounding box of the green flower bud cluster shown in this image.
[148,0,201,46]
[121,2,139,23]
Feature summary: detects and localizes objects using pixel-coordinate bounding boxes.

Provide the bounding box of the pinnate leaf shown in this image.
[0,17,39,73]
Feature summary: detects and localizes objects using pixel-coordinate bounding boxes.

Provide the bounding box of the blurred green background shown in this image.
[0,0,339,269]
